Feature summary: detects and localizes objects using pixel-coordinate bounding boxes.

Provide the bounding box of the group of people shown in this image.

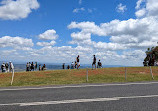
[63,55,80,70]
[92,55,102,69]
[144,47,158,66]
[1,61,14,73]
[26,62,37,71]
[63,55,102,70]
[39,64,46,71]
[26,62,47,71]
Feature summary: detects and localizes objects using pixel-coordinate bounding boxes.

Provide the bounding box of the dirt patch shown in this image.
[73,71,86,77]
[0,74,11,78]
[73,69,107,77]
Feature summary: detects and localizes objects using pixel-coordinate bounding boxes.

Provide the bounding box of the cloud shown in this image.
[0,36,33,50]
[135,8,146,17]
[3,0,158,66]
[135,0,158,17]
[94,42,126,50]
[146,0,158,16]
[68,16,158,50]
[68,21,105,36]
[38,29,58,40]
[73,8,95,14]
[79,0,82,5]
[37,41,56,46]
[116,3,127,13]
[71,32,91,41]
[88,9,93,13]
[68,18,151,41]
[136,0,145,9]
[0,0,40,20]
[73,7,85,13]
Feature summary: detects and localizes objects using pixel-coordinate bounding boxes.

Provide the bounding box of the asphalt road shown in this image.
[0,82,158,111]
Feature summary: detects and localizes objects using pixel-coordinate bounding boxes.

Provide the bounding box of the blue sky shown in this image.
[0,0,158,66]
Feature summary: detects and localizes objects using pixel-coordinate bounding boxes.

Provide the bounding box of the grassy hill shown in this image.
[0,67,158,87]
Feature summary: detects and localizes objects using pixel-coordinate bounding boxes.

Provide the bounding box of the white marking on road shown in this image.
[1,82,158,91]
[1,95,158,106]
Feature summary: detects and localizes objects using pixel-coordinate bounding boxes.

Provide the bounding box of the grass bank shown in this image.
[0,67,158,87]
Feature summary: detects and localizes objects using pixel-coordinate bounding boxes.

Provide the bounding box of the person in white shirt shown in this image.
[9,61,14,72]
[71,62,74,69]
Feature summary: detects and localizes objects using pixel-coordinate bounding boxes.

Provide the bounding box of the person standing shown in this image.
[92,55,96,70]
[71,62,74,69]
[39,65,41,71]
[97,59,102,68]
[29,62,31,71]
[76,55,80,70]
[1,62,6,73]
[75,61,77,69]
[5,62,9,72]
[62,63,65,69]
[26,62,29,71]
[31,62,34,71]
[42,64,46,71]
[67,65,70,69]
[9,61,14,73]
[35,62,37,70]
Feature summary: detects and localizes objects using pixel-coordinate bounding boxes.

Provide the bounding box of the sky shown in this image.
[0,0,158,66]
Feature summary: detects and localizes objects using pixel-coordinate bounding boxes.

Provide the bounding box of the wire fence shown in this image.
[0,66,158,86]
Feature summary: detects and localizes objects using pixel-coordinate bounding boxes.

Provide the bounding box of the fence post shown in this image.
[86,68,88,82]
[11,69,15,85]
[150,66,154,80]
[125,67,127,80]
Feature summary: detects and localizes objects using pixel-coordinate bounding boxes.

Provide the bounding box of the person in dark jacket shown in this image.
[92,55,96,70]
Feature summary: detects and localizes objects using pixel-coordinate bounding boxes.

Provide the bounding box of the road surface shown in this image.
[0,82,158,111]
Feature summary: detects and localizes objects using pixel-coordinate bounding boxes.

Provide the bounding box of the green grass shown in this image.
[0,67,158,87]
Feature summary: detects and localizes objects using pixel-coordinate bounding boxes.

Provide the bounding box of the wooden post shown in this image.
[86,68,88,82]
[150,66,154,80]
[11,69,14,85]
[125,67,127,80]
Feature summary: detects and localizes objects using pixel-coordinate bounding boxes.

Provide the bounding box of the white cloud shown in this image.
[68,21,105,36]
[71,32,91,41]
[88,9,92,13]
[67,0,158,66]
[135,8,146,17]
[94,42,126,50]
[122,50,145,60]
[68,17,154,49]
[37,41,56,46]
[0,0,40,20]
[1,50,17,55]
[79,0,82,5]
[73,7,85,13]
[0,36,33,50]
[135,0,158,17]
[38,29,58,40]
[136,0,145,9]
[110,35,139,44]
[146,0,158,16]
[73,7,95,13]
[116,3,127,13]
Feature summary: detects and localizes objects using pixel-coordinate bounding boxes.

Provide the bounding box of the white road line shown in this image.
[0,81,158,91]
[1,95,158,106]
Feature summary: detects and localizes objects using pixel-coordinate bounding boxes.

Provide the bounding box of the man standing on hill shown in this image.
[1,62,6,73]
[76,55,80,70]
[5,62,9,72]
[92,55,96,70]
[9,61,14,73]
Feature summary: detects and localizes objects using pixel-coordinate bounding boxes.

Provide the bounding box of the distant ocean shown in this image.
[0,62,123,72]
